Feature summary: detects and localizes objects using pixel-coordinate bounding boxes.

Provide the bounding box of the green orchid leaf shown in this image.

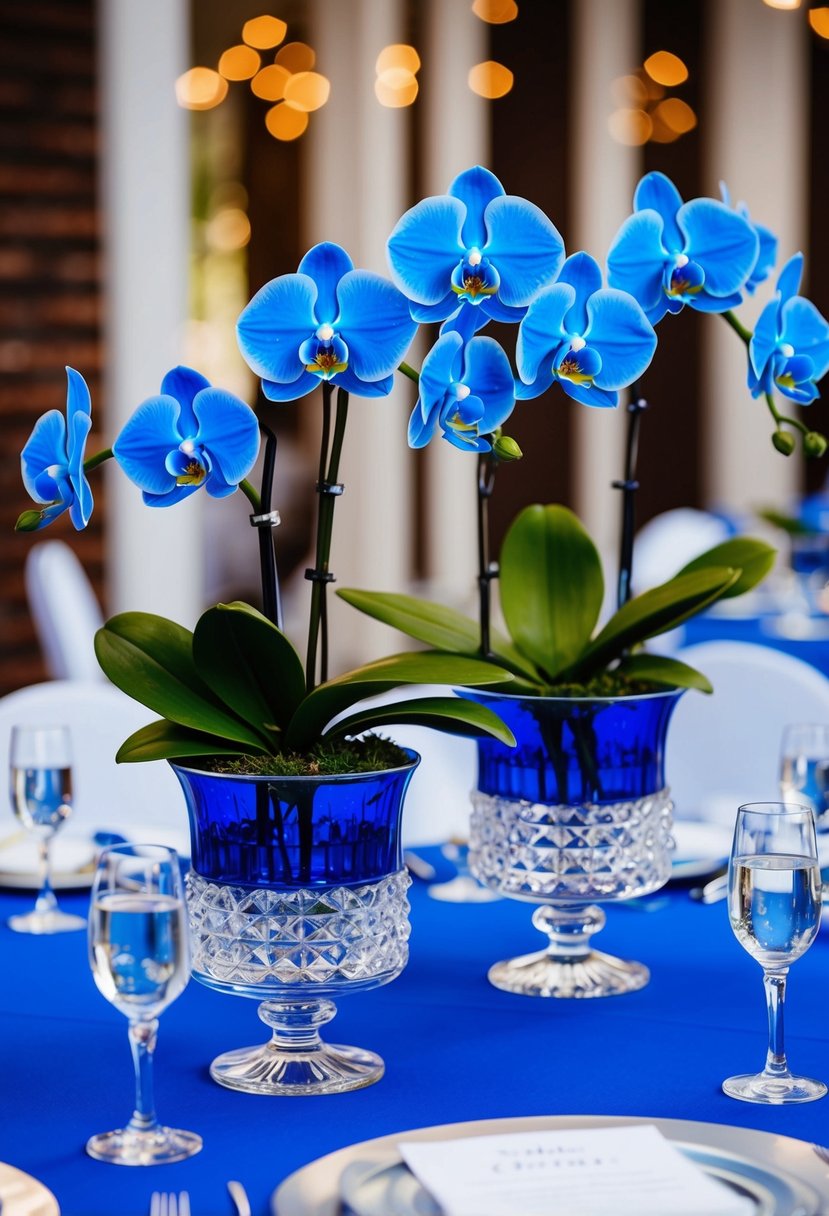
[499,505,604,680]
[756,508,808,536]
[561,567,738,681]
[95,613,268,750]
[325,696,516,746]
[193,602,305,733]
[116,720,262,763]
[336,588,542,680]
[676,537,776,598]
[615,653,713,694]
[284,651,512,752]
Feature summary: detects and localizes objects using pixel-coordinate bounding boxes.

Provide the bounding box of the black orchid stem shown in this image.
[254,423,283,630]
[613,390,648,610]
[305,382,349,693]
[477,452,499,657]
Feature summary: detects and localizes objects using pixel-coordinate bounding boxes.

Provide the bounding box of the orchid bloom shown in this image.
[409,333,515,452]
[20,366,93,530]
[749,254,829,405]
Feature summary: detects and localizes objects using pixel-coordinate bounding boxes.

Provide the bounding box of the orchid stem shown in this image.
[255,424,282,629]
[305,384,349,693]
[239,479,261,513]
[82,447,113,473]
[398,361,420,384]
[721,309,753,345]
[613,392,648,610]
[477,454,498,657]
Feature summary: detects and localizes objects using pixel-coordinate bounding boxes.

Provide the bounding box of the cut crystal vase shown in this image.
[172,752,418,1096]
[467,690,684,999]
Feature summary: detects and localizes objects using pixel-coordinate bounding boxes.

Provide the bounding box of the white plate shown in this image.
[273,1116,829,1216]
[0,826,191,891]
[0,1160,60,1215]
[671,821,732,879]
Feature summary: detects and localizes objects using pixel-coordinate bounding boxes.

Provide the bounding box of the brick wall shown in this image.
[0,0,104,693]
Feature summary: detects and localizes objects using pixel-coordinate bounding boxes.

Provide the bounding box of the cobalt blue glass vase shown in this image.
[172,752,419,1096]
[466,690,684,999]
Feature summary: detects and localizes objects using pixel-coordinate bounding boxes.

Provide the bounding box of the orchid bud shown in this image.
[15,509,46,532]
[491,433,523,462]
[803,431,828,459]
[772,430,795,456]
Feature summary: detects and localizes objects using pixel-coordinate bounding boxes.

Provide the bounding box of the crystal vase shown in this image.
[172,752,418,1096]
[467,690,684,999]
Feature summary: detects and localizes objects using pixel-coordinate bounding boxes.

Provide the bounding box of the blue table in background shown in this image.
[2,852,829,1216]
[682,611,829,677]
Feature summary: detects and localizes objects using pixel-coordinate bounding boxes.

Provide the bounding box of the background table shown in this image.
[1,852,828,1216]
[682,611,829,676]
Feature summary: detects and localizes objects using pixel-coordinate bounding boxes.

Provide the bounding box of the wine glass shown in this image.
[86,844,202,1165]
[780,724,829,829]
[723,802,826,1104]
[8,724,86,934]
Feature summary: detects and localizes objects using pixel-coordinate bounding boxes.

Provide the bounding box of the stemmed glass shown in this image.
[8,724,86,934]
[779,724,829,829]
[723,802,826,1104]
[86,844,202,1164]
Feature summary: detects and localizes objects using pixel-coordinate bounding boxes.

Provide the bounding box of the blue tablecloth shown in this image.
[682,612,829,676]
[2,854,829,1216]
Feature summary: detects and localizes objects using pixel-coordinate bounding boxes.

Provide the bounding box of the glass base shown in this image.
[210,1038,384,1096]
[488,946,649,999]
[428,876,501,904]
[722,1071,828,1105]
[8,909,86,934]
[85,1125,202,1165]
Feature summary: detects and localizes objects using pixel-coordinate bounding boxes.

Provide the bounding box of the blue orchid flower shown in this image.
[607,172,759,326]
[387,166,565,339]
[748,255,829,405]
[515,252,656,408]
[719,183,777,295]
[113,366,260,507]
[20,366,93,529]
[409,333,515,452]
[236,243,417,401]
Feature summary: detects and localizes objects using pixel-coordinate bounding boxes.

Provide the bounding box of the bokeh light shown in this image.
[809,6,829,36]
[243,15,288,49]
[284,71,330,112]
[608,108,653,146]
[218,45,261,81]
[762,0,800,8]
[610,74,648,107]
[376,44,421,75]
[472,0,519,23]
[206,208,251,252]
[275,42,316,73]
[654,97,696,135]
[175,67,228,111]
[643,51,688,87]
[251,64,291,101]
[468,61,514,99]
[265,103,309,140]
[375,70,419,108]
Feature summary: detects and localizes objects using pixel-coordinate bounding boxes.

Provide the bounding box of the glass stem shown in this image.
[127,1019,160,1134]
[762,969,791,1078]
[34,837,57,915]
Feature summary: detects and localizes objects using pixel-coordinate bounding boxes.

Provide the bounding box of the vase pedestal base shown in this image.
[488,947,649,999]
[209,997,385,1096]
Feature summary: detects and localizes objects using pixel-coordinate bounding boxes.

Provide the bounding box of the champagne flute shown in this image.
[8,724,86,933]
[86,844,202,1165]
[723,802,826,1104]
[780,724,829,829]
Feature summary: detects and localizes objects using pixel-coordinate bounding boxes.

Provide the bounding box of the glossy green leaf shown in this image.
[499,505,604,680]
[337,588,541,680]
[561,567,738,681]
[95,613,268,749]
[284,651,513,752]
[193,602,304,734]
[116,720,263,763]
[615,653,713,694]
[325,696,516,746]
[676,537,776,598]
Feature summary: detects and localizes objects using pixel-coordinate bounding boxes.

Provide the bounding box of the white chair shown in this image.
[0,681,187,848]
[632,508,733,594]
[666,640,829,826]
[25,540,105,681]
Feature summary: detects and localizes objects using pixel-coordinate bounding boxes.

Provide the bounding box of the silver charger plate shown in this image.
[272,1115,829,1216]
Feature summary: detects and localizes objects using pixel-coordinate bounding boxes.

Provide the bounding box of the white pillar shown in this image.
[570,0,641,565]
[420,0,488,611]
[307,0,413,668]
[98,0,203,625]
[703,0,807,513]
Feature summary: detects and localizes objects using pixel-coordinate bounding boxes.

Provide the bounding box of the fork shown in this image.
[149,1193,191,1216]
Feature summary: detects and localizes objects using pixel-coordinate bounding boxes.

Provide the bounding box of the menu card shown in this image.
[399,1125,754,1216]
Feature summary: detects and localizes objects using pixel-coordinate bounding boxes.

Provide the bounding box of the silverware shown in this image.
[149,1193,190,1216]
[227,1180,252,1216]
[403,850,436,880]
[689,873,729,904]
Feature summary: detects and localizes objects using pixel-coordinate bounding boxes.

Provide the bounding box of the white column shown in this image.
[703,0,807,513]
[420,0,488,611]
[570,0,641,566]
[98,0,203,625]
[307,0,413,669]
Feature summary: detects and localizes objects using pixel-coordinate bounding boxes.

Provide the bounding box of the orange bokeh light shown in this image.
[375,71,419,108]
[243,15,288,49]
[472,0,519,23]
[655,97,697,134]
[265,103,309,140]
[284,71,330,112]
[643,51,688,87]
[468,61,514,99]
[218,45,261,81]
[275,42,316,73]
[809,6,829,36]
[608,108,653,146]
[175,67,228,110]
[375,44,421,76]
[251,64,291,101]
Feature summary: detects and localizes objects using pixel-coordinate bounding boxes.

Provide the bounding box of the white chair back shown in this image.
[632,508,732,594]
[0,681,186,845]
[666,640,829,827]
[25,540,105,681]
